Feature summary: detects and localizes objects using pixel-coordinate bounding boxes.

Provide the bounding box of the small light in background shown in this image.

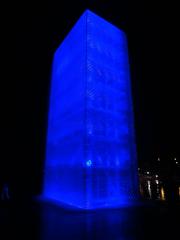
[86,160,92,167]
[147,180,152,199]
[160,187,165,201]
[155,175,158,178]
[157,157,160,161]
[147,171,150,175]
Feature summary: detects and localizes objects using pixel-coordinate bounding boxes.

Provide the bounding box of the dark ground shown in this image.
[0,200,179,240]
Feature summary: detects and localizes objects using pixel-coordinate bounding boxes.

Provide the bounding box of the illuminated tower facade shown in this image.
[43,10,138,209]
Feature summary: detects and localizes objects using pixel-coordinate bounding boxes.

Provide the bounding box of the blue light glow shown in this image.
[43,9,138,209]
[86,160,92,167]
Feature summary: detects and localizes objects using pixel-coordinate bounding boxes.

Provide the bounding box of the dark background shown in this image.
[2,0,179,198]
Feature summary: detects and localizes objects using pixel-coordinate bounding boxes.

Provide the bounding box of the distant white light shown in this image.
[147,180,152,198]
[155,175,158,178]
[155,180,159,184]
[174,158,177,161]
[147,171,150,175]
[157,158,160,161]
[176,161,178,164]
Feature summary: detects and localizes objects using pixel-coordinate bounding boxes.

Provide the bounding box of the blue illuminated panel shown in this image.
[43,10,138,209]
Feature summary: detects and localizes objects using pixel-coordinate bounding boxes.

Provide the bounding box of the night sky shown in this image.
[2,0,179,196]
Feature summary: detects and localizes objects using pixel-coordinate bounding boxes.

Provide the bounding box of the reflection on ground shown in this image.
[0,198,180,240]
[139,175,180,202]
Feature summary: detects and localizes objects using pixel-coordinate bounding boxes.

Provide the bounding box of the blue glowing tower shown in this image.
[43,10,138,209]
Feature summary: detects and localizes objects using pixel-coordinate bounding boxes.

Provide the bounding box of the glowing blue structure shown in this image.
[43,10,138,209]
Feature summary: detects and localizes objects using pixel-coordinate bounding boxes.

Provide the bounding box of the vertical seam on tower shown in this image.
[85,10,88,208]
[85,11,88,140]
